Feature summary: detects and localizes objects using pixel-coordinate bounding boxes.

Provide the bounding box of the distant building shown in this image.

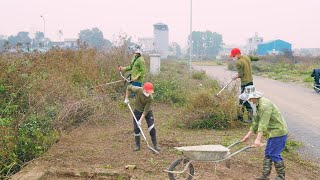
[138,38,154,52]
[257,39,292,55]
[153,23,169,59]
[246,32,263,54]
[298,48,320,57]
[220,45,246,57]
[63,38,78,49]
[51,41,64,48]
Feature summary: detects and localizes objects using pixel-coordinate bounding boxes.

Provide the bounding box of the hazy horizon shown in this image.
[1,0,320,48]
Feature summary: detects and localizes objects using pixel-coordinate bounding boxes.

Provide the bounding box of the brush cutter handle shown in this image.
[91,79,125,89]
[119,71,131,83]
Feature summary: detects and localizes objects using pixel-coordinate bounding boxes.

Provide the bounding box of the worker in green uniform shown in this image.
[241,85,288,180]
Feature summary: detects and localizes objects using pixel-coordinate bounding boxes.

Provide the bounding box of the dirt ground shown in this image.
[11,102,320,180]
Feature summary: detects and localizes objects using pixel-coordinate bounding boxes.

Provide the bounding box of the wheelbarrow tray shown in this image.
[175,145,230,161]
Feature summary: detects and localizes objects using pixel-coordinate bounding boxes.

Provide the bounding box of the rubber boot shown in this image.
[274,161,285,180]
[254,158,272,180]
[151,134,161,152]
[133,136,140,151]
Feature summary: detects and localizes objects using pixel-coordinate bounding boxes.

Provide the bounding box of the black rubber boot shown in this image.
[151,134,161,152]
[133,136,140,151]
[274,161,285,180]
[254,158,272,180]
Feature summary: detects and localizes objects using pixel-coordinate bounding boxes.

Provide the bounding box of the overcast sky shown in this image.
[1,0,320,48]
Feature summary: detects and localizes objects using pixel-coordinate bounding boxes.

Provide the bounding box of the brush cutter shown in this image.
[89,71,131,90]
[216,79,234,96]
[126,103,159,154]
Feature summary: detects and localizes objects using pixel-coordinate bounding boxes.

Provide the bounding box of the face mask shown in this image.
[248,101,257,115]
[233,57,238,61]
[143,91,150,97]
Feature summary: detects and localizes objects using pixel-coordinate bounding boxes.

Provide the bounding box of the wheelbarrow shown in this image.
[164,141,253,180]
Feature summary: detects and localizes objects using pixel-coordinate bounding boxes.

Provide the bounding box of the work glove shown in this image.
[124,98,129,104]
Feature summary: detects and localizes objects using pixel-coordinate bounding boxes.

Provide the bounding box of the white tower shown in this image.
[153,23,169,59]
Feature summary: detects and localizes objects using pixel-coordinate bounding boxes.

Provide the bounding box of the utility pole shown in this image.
[40,15,46,38]
[189,0,192,71]
[40,15,46,48]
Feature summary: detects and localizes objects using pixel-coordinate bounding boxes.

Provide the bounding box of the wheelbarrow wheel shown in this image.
[168,158,194,180]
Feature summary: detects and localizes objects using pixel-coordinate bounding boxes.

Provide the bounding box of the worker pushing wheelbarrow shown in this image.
[165,85,289,180]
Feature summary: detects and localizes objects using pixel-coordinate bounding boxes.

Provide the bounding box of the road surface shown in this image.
[195,65,320,163]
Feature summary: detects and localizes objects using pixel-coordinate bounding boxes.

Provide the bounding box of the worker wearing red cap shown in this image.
[124,82,160,152]
[230,48,254,122]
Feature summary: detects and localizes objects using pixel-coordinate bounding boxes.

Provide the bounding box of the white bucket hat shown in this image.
[134,49,142,54]
[239,85,263,101]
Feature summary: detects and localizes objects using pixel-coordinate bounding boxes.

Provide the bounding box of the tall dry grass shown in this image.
[0,43,134,177]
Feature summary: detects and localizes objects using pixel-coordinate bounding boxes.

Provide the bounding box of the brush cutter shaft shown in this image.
[216,79,233,96]
[94,79,125,88]
[127,103,159,154]
[127,103,148,143]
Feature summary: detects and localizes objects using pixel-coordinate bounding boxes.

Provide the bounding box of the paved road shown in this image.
[195,65,320,163]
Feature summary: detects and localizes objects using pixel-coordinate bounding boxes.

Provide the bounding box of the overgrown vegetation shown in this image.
[2,49,317,179]
[0,41,133,177]
[149,61,240,129]
[228,55,320,85]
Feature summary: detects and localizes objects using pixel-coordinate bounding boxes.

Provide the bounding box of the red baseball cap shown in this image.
[143,82,154,94]
[229,48,241,58]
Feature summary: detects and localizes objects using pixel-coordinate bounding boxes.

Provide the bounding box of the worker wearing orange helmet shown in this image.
[230,48,254,122]
[124,82,160,152]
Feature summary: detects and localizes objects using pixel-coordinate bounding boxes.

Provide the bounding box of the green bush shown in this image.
[184,90,238,129]
[148,61,239,129]
[192,70,206,80]
[189,111,228,129]
[284,139,302,153]
[303,76,314,83]
[148,62,188,105]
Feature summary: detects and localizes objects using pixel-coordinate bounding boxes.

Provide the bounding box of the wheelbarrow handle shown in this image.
[214,145,254,163]
[227,140,243,149]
